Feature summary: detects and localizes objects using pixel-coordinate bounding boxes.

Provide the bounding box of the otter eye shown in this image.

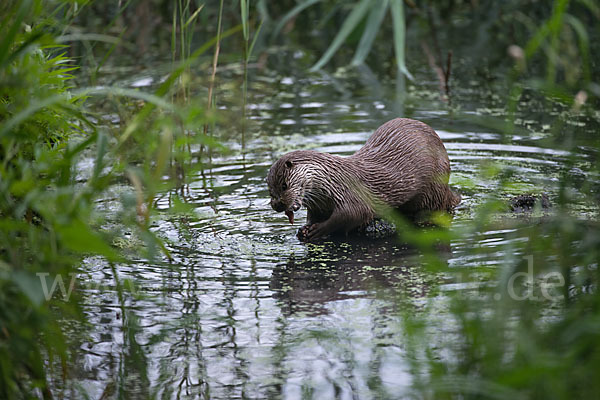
[281,183,288,191]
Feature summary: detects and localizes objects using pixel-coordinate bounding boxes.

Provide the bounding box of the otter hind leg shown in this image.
[400,183,459,214]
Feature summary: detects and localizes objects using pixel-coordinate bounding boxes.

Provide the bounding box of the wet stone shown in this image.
[509,193,551,213]
[296,218,397,241]
[361,219,397,239]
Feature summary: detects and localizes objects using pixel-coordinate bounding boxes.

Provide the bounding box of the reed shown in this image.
[202,0,224,162]
[240,0,264,156]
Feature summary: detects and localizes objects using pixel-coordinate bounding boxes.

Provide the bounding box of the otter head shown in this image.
[267,153,307,224]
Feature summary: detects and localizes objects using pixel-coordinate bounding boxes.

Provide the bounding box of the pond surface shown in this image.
[69,52,595,399]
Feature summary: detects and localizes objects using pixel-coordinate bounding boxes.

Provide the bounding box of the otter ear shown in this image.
[285,160,293,169]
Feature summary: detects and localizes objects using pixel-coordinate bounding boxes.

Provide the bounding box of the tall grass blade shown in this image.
[2,31,45,68]
[94,29,127,83]
[564,13,590,82]
[545,0,569,83]
[241,0,250,40]
[184,4,205,29]
[523,0,568,61]
[578,0,600,17]
[0,0,32,67]
[310,0,373,71]
[248,19,265,59]
[0,87,176,140]
[202,0,225,158]
[171,1,177,64]
[179,0,186,62]
[257,0,270,21]
[351,0,389,66]
[390,0,413,80]
[272,0,322,40]
[158,25,242,98]
[56,33,125,45]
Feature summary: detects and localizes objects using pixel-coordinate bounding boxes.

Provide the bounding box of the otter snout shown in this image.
[271,198,301,213]
[271,199,287,212]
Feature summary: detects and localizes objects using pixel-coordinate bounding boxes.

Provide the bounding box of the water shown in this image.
[66,57,596,399]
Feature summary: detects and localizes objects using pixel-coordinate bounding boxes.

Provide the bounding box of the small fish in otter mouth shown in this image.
[266,118,461,242]
[284,210,294,225]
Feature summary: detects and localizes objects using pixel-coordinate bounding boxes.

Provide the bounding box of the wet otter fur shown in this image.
[267,118,460,241]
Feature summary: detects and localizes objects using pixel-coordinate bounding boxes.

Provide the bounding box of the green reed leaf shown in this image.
[272,0,322,40]
[310,0,373,71]
[390,0,412,80]
[351,0,389,66]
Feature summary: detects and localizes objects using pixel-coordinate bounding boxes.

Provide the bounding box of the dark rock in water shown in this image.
[361,219,397,239]
[509,193,551,213]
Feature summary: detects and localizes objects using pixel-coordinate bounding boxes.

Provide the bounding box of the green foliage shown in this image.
[0,0,223,396]
[0,2,92,397]
[404,218,600,399]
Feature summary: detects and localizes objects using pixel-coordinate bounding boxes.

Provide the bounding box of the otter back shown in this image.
[351,118,460,213]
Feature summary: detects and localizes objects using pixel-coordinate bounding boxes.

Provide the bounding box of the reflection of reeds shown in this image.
[172,0,204,157]
[203,0,224,163]
[241,0,250,154]
[241,0,264,158]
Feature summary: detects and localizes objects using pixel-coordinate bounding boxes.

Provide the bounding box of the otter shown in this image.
[267,118,460,241]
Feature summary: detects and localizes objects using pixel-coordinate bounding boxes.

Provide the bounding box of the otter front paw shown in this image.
[297,224,323,241]
[297,222,330,242]
[296,225,311,241]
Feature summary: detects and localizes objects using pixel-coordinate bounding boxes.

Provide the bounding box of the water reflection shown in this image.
[271,238,448,315]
